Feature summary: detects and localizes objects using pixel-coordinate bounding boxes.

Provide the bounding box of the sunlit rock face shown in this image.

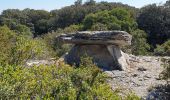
[57,31,132,71]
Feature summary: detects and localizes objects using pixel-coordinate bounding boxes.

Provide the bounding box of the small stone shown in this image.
[132,74,138,77]
[144,75,151,78]
[138,67,147,71]
[155,77,161,80]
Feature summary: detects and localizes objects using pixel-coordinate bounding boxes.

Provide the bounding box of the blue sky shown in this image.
[0,0,166,13]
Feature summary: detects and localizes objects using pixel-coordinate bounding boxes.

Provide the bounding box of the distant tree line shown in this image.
[0,0,170,57]
[0,0,137,36]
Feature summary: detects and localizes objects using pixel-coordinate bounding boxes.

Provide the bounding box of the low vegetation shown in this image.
[0,60,140,99]
[160,58,170,83]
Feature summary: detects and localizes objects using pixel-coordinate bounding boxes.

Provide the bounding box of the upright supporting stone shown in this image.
[107,45,129,70]
[57,31,132,71]
[65,45,121,70]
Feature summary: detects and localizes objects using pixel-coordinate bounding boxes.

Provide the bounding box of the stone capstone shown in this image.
[57,31,132,71]
[58,31,132,46]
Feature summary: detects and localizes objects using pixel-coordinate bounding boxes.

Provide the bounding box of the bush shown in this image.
[154,40,170,56]
[131,29,150,55]
[63,24,83,33]
[0,62,121,99]
[0,26,50,66]
[0,26,16,65]
[42,31,72,57]
[91,23,108,31]
[125,93,140,100]
[10,36,49,65]
[83,8,137,32]
[160,58,170,82]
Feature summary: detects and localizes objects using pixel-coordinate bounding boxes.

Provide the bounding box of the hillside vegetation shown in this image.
[0,0,170,99]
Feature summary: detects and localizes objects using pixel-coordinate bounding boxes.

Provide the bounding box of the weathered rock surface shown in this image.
[57,31,132,71]
[106,56,170,99]
[26,59,55,67]
[58,31,132,46]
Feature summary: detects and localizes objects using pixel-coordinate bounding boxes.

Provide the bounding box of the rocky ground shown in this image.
[105,55,170,99]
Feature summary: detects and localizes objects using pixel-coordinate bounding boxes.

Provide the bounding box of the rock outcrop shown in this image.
[106,56,170,99]
[57,31,132,71]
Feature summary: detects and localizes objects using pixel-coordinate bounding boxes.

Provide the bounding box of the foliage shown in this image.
[0,51,140,99]
[0,62,122,99]
[14,24,33,37]
[63,24,83,33]
[131,29,150,55]
[137,4,170,48]
[154,40,170,56]
[10,36,49,65]
[160,58,170,83]
[91,23,108,31]
[42,31,71,57]
[0,2,137,36]
[74,0,83,6]
[0,26,16,65]
[125,93,141,100]
[0,26,49,66]
[83,8,137,32]
[0,9,50,36]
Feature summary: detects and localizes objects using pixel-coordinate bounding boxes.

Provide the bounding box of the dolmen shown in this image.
[57,31,132,71]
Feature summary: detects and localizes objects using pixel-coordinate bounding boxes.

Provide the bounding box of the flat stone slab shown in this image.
[57,31,132,46]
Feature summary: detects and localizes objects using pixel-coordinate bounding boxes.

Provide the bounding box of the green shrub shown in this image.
[131,29,150,55]
[125,93,141,100]
[63,24,83,33]
[0,26,16,65]
[10,36,49,65]
[83,8,137,32]
[160,58,170,82]
[0,63,121,99]
[0,26,50,66]
[154,40,170,56]
[42,31,72,57]
[91,23,108,31]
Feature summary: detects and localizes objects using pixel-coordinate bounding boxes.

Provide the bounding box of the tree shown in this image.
[137,4,170,48]
[0,9,50,36]
[74,0,82,6]
[83,8,137,32]
[131,29,150,55]
[14,24,33,37]
[24,9,50,36]
[85,0,96,5]
[48,1,137,32]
